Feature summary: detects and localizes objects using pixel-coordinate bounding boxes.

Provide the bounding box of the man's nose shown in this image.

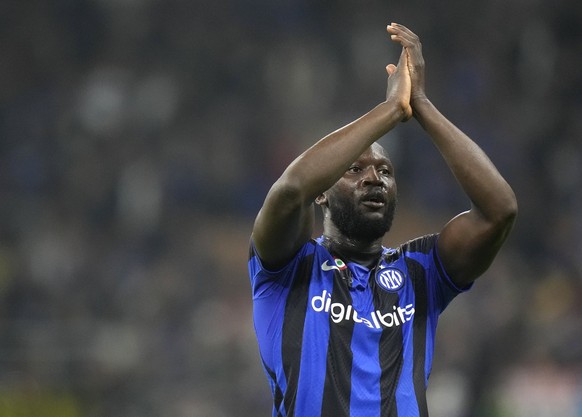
[361,167,382,185]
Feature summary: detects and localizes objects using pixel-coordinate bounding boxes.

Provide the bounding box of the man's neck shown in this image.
[322,234,384,269]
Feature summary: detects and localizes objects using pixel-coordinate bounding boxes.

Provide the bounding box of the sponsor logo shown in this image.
[310,290,415,329]
[321,258,347,272]
[376,267,405,292]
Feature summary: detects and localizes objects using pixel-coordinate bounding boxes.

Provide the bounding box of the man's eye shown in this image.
[378,169,391,176]
[348,166,361,173]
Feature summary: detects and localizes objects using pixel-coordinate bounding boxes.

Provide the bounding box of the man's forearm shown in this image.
[412,97,517,220]
[280,101,405,203]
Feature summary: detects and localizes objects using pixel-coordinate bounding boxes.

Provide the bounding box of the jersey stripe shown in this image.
[321,270,355,416]
[281,254,314,416]
[349,317,382,416]
[372,274,403,417]
[407,257,429,417]
[262,359,284,417]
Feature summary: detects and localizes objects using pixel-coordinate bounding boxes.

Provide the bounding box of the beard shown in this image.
[328,193,397,241]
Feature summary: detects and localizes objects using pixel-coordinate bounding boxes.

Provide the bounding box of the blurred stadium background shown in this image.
[0,0,581,416]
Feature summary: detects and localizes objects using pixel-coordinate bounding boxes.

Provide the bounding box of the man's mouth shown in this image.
[361,193,386,209]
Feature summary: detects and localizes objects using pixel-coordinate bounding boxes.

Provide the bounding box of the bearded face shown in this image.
[327,187,397,241]
[319,143,398,242]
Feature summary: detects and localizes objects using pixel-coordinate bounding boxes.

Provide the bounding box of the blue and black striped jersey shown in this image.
[248,234,470,417]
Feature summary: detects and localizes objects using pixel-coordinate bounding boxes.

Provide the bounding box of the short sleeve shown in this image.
[248,239,315,299]
[431,237,473,312]
[400,234,472,314]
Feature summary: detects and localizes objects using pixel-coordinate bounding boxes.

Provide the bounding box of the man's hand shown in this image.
[386,23,517,288]
[385,47,412,121]
[387,23,426,106]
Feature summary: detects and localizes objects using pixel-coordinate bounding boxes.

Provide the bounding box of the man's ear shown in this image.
[315,193,328,206]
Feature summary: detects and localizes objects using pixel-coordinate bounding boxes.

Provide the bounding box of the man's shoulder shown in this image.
[389,233,439,257]
[249,237,320,271]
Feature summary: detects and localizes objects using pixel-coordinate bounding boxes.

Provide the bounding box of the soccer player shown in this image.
[248,23,517,417]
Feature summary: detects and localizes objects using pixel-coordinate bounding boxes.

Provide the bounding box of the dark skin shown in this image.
[252,23,517,288]
[315,142,397,268]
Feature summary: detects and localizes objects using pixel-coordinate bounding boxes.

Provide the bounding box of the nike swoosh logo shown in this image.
[321,260,340,271]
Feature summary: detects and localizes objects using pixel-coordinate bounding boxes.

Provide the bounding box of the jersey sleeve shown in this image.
[247,240,317,369]
[431,235,473,312]
[247,239,315,299]
[402,234,472,314]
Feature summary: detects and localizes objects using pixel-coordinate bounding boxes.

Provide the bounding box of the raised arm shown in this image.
[387,23,518,287]
[252,48,412,270]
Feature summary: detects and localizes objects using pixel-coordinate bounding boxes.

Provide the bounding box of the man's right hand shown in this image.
[387,23,427,107]
[385,47,413,122]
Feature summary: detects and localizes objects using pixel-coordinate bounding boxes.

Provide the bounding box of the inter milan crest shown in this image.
[375,267,405,292]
